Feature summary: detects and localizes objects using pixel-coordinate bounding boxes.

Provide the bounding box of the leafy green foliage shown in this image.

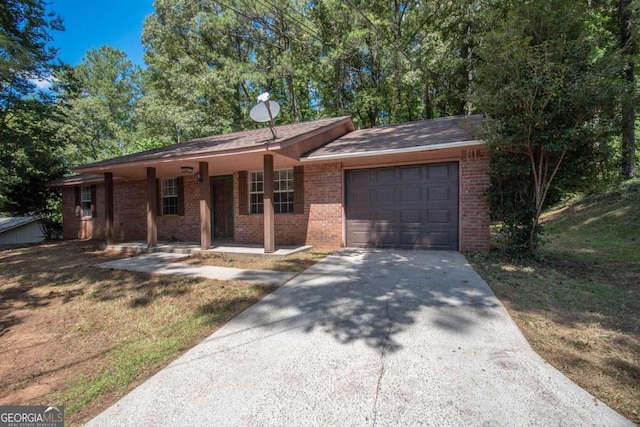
[139,0,479,132]
[474,0,622,253]
[54,46,143,164]
[0,0,65,235]
[0,0,63,112]
[0,95,67,237]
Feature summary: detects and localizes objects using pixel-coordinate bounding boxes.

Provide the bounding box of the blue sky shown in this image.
[49,0,155,67]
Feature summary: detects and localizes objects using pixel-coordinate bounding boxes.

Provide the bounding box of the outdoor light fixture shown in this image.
[180,166,194,174]
[195,171,203,182]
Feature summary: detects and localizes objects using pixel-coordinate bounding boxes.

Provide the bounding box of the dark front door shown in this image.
[211,175,234,239]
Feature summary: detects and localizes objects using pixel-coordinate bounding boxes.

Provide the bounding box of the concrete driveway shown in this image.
[86,250,632,426]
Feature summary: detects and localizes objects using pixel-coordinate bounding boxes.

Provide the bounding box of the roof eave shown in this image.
[47,175,120,187]
[72,117,356,174]
[72,145,271,175]
[300,139,485,162]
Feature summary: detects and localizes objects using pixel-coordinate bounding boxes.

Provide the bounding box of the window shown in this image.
[249,169,294,214]
[81,186,92,217]
[249,172,264,214]
[273,169,294,213]
[161,178,178,215]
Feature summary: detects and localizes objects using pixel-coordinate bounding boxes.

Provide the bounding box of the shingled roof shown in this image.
[303,114,483,161]
[74,116,353,173]
[0,217,40,234]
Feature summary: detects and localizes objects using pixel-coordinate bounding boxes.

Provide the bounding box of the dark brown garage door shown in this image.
[345,163,459,250]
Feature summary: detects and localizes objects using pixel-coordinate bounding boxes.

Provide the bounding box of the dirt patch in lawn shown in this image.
[174,249,334,272]
[0,240,278,426]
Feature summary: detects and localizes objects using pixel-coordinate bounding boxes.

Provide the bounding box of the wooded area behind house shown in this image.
[0,0,638,250]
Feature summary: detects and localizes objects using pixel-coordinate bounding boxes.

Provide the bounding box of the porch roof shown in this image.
[73,116,353,175]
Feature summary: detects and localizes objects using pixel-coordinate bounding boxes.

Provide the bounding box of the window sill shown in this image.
[248,213,296,216]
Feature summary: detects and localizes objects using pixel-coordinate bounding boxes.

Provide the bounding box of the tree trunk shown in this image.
[620,0,637,178]
[286,72,299,123]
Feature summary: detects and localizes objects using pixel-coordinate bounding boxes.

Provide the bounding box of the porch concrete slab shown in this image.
[87,250,633,427]
[202,244,313,256]
[96,253,296,286]
[104,241,312,256]
[103,242,201,254]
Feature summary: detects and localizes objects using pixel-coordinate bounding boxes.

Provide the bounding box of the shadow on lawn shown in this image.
[0,242,202,336]
[0,344,116,392]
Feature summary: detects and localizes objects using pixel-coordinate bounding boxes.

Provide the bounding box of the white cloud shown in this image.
[29,76,55,90]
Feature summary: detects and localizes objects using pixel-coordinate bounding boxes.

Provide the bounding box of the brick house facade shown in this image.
[54,115,490,252]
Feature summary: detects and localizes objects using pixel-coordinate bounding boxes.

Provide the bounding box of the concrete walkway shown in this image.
[88,250,633,427]
[96,252,296,285]
[97,252,296,286]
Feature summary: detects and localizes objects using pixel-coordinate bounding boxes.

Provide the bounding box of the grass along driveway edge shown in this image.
[468,182,640,424]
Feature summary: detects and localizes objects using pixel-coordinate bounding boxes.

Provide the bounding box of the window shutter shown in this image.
[177,177,185,216]
[294,166,304,214]
[238,171,248,215]
[74,187,81,217]
[156,179,162,217]
[90,185,97,217]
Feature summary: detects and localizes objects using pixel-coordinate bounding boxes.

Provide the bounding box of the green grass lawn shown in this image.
[469,179,640,423]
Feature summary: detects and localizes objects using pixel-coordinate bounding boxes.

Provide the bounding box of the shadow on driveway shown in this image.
[87,249,633,427]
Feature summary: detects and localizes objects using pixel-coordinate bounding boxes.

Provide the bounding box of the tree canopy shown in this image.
[474,0,623,252]
[0,0,638,252]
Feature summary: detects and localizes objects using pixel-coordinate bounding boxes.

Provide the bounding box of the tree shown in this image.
[55,46,142,164]
[0,95,67,237]
[0,0,65,236]
[619,0,638,178]
[140,0,481,133]
[474,0,620,252]
[0,0,63,115]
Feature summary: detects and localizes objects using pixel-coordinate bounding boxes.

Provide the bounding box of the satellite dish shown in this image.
[249,92,280,141]
[249,100,280,123]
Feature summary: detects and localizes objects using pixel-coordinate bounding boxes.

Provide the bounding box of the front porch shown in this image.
[102,241,313,257]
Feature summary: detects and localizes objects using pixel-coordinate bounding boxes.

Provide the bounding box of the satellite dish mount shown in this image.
[249,92,280,141]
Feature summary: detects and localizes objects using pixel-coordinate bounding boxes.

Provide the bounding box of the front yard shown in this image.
[2,186,637,426]
[0,241,288,426]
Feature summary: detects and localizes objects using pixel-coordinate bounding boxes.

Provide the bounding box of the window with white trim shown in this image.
[249,169,294,214]
[161,178,178,215]
[249,171,264,214]
[81,186,92,217]
[273,169,294,213]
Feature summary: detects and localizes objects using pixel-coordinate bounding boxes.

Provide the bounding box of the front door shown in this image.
[211,175,234,239]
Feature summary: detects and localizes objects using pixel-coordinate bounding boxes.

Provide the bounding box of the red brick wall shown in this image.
[62,185,105,240]
[304,163,343,247]
[62,176,201,242]
[460,149,491,252]
[156,176,200,242]
[233,163,343,248]
[61,153,489,251]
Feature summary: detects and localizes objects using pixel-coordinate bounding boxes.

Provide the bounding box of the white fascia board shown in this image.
[300,139,484,162]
